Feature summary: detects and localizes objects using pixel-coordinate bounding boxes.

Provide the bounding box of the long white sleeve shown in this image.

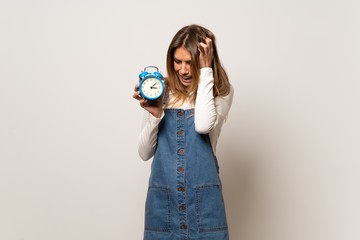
[194,68,217,133]
[208,84,234,153]
[137,111,164,161]
[137,68,234,160]
[194,68,234,152]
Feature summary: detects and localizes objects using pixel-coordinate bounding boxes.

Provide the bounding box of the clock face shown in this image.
[140,77,164,100]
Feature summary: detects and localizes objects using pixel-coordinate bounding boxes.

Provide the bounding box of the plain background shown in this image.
[1,0,359,239]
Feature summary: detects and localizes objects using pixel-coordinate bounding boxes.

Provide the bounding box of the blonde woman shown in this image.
[133,24,234,240]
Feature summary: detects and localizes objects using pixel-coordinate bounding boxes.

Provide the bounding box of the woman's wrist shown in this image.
[151,110,164,119]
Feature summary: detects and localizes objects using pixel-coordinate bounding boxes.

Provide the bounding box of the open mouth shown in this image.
[179,75,192,83]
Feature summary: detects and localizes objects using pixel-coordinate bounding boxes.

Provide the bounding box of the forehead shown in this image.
[174,47,192,61]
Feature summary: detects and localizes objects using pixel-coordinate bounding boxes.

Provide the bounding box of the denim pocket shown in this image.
[195,184,228,232]
[145,186,171,232]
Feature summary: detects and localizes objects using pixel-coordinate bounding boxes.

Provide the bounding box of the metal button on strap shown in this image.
[177,187,186,192]
[177,110,184,116]
[177,167,185,172]
[177,130,184,135]
[180,224,188,229]
[179,204,187,211]
[177,148,185,155]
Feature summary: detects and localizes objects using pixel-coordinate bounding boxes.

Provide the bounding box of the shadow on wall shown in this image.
[218,110,270,240]
[221,145,262,240]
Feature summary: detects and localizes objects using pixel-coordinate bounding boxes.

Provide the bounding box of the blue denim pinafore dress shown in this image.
[144,109,229,240]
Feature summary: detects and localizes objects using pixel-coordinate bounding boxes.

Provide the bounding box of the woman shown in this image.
[133,24,234,240]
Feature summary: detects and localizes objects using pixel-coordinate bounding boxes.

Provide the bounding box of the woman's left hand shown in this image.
[133,82,164,118]
[198,37,214,68]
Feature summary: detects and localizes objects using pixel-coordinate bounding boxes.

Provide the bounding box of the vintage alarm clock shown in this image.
[138,66,165,100]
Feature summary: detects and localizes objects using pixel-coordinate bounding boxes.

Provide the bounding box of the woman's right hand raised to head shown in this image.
[133,82,164,118]
[198,37,214,68]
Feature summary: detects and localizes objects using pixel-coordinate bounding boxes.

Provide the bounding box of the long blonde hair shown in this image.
[165,24,231,106]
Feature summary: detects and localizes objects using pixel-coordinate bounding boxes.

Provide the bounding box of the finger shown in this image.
[198,42,206,54]
[199,44,210,57]
[200,40,213,54]
[205,37,212,45]
[134,83,139,92]
[133,94,141,100]
[199,41,207,50]
[133,91,142,100]
[204,39,213,52]
[200,38,212,47]
[139,99,148,108]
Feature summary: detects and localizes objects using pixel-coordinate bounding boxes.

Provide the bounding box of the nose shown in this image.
[179,63,189,75]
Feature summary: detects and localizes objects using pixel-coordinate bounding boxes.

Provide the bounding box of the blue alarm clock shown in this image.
[138,66,165,100]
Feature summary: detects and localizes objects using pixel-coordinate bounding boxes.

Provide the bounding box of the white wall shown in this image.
[1,0,359,239]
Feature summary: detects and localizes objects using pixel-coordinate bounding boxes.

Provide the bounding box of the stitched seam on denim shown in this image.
[195,185,228,232]
[144,227,171,232]
[199,226,228,232]
[145,187,171,232]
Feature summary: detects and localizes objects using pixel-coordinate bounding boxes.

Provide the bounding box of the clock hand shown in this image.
[150,83,158,89]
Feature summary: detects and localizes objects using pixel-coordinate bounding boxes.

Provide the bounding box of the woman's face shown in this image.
[173,47,192,88]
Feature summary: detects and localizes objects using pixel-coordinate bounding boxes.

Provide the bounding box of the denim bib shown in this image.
[144,109,229,240]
